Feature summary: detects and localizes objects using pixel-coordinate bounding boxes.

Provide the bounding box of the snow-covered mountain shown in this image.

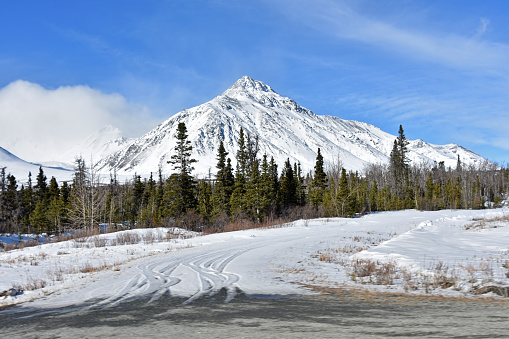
[61,125,132,165]
[94,76,486,177]
[0,147,73,183]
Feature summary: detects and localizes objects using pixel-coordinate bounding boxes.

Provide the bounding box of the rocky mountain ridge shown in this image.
[91,76,485,177]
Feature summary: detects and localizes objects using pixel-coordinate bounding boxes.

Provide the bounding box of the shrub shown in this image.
[114,232,141,245]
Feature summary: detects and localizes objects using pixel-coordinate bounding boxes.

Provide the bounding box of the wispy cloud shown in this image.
[474,17,490,39]
[267,0,509,76]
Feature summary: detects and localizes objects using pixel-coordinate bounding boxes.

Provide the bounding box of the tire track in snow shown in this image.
[85,228,317,309]
[88,244,256,308]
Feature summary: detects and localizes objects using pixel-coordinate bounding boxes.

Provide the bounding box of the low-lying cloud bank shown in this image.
[0,80,157,163]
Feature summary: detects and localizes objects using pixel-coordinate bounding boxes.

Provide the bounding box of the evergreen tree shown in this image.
[294,162,306,206]
[69,157,89,229]
[230,128,249,218]
[390,126,410,173]
[390,125,410,199]
[46,177,62,233]
[0,173,18,233]
[20,172,34,232]
[212,141,234,219]
[48,177,59,200]
[424,173,434,210]
[236,128,249,179]
[245,132,259,176]
[0,168,7,232]
[30,199,48,234]
[31,167,49,233]
[197,179,213,223]
[337,168,356,217]
[34,167,48,203]
[268,156,280,213]
[309,148,327,208]
[138,173,158,227]
[131,175,145,221]
[369,180,378,212]
[259,154,275,217]
[280,159,297,208]
[155,169,165,222]
[165,122,197,219]
[456,155,462,172]
[245,159,265,222]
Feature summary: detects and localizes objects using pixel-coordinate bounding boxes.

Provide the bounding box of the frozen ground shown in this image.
[1,208,508,310]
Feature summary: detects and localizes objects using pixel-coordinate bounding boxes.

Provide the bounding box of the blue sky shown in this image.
[1,0,509,164]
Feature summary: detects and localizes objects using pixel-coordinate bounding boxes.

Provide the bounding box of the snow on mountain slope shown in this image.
[58,125,133,164]
[0,147,73,183]
[95,76,486,177]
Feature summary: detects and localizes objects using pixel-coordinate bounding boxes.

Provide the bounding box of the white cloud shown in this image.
[474,17,490,39]
[0,80,157,163]
[268,0,509,75]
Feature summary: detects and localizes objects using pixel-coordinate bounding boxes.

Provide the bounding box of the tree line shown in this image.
[0,123,508,234]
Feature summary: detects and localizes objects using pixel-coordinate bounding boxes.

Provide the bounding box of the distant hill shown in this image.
[0,146,73,183]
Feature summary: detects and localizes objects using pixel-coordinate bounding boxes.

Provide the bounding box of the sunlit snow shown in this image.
[1,208,508,311]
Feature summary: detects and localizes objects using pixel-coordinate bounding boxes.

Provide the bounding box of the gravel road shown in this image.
[1,289,507,338]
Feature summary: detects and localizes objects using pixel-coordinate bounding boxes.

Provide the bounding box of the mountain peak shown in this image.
[224,76,275,97]
[91,77,488,178]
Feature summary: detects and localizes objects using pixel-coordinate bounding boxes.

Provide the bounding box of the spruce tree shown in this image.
[369,180,378,212]
[236,128,249,180]
[2,174,18,233]
[245,159,264,222]
[390,125,410,175]
[30,199,48,234]
[165,122,197,219]
[390,125,410,200]
[46,177,62,233]
[212,141,234,219]
[20,172,34,232]
[34,167,48,203]
[259,154,273,218]
[0,168,7,233]
[155,169,165,222]
[197,179,213,223]
[268,156,280,212]
[337,168,356,217]
[294,162,305,206]
[69,157,89,229]
[230,128,249,218]
[31,167,49,233]
[280,159,297,208]
[139,173,157,227]
[309,148,327,208]
[132,175,145,220]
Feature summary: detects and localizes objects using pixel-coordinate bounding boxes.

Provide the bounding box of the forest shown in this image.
[0,123,508,235]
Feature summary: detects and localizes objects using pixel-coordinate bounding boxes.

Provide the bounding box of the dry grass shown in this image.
[348,259,397,285]
[1,239,40,252]
[79,262,109,274]
[18,276,48,291]
[142,231,156,245]
[465,214,509,230]
[92,236,108,248]
[202,216,296,234]
[142,229,167,244]
[431,261,457,289]
[114,232,141,245]
[166,228,195,240]
[1,228,105,253]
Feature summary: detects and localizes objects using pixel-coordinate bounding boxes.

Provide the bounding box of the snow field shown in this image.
[1,208,508,311]
[0,228,198,308]
[298,209,509,298]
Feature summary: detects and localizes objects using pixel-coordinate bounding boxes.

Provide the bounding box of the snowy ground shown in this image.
[1,208,508,310]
